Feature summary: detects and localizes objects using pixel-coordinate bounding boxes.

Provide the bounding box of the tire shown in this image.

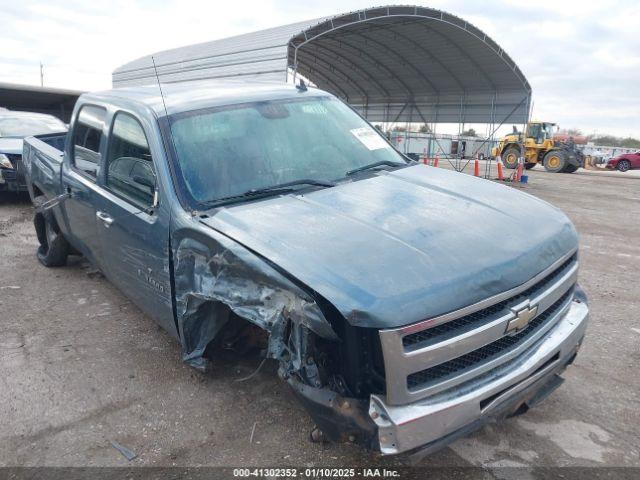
[562,164,579,173]
[617,160,631,172]
[33,195,70,267]
[524,163,537,170]
[543,151,566,173]
[502,147,520,169]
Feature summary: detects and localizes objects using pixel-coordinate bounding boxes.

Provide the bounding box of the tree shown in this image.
[586,133,640,149]
[621,137,640,149]
[419,124,431,133]
[462,128,477,137]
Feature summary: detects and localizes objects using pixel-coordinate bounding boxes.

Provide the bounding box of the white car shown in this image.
[0,110,67,192]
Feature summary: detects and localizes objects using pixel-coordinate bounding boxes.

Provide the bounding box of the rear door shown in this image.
[94,111,176,337]
[61,104,107,267]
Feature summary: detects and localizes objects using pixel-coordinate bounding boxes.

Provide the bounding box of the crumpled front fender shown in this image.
[172,228,338,370]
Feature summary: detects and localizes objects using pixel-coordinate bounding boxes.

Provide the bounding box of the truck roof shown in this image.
[83,80,332,117]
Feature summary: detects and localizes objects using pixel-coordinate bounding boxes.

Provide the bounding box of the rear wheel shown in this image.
[543,151,566,173]
[33,195,70,267]
[617,160,631,172]
[502,147,520,169]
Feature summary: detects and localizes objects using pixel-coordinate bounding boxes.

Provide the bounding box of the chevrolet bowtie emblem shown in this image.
[505,300,538,334]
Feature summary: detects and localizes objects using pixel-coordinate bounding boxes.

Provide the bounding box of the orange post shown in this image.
[474,155,480,177]
[433,154,439,167]
[422,148,428,165]
[516,161,523,183]
[497,156,504,181]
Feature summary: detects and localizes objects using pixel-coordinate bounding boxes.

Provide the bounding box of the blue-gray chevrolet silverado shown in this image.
[23,81,588,456]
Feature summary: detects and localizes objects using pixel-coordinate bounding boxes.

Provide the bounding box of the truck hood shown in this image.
[0,137,24,155]
[201,165,578,329]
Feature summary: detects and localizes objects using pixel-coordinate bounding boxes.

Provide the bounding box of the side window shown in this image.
[72,105,106,179]
[105,112,156,208]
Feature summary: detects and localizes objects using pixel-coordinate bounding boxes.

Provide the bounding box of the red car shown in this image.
[606,152,640,172]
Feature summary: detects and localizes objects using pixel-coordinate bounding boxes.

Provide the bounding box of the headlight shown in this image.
[0,154,13,169]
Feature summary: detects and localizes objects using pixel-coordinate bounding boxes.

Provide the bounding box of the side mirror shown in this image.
[133,174,155,190]
[132,174,158,208]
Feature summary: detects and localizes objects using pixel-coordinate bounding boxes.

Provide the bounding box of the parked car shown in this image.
[0,111,67,192]
[23,82,588,456]
[606,151,640,172]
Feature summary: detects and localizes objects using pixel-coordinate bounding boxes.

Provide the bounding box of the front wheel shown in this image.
[617,160,631,172]
[524,163,537,170]
[502,148,520,169]
[563,164,579,173]
[33,195,70,267]
[543,151,566,173]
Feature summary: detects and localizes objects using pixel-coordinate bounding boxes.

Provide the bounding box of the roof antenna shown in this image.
[151,56,171,118]
[296,78,307,92]
[149,56,177,211]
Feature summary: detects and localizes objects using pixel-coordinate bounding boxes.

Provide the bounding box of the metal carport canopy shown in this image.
[113,5,531,124]
[0,82,83,123]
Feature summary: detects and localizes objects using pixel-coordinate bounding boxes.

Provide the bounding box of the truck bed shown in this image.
[23,133,67,200]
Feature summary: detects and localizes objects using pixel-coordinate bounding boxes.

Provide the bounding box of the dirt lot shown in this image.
[1,168,639,472]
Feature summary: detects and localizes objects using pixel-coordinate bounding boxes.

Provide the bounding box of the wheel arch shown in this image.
[501,143,521,154]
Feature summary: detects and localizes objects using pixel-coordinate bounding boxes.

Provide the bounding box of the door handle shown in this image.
[96,211,114,227]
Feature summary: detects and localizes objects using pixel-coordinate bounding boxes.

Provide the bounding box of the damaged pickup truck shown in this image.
[23,81,589,456]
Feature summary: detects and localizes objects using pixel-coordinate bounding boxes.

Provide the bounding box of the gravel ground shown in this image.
[0,167,638,474]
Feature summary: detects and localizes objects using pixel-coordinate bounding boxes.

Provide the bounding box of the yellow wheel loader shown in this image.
[491,121,584,173]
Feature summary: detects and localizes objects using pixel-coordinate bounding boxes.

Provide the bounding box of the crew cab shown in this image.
[23,82,589,456]
[0,110,67,192]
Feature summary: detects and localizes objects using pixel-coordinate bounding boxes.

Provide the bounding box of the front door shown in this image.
[94,111,177,337]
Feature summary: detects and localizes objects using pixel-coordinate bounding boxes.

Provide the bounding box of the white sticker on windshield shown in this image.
[350,127,391,151]
[301,104,328,115]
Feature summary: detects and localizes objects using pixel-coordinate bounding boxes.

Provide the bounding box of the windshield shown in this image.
[169,96,406,206]
[0,115,66,137]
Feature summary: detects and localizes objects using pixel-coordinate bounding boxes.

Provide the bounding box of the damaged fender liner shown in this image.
[283,373,378,449]
[172,228,338,371]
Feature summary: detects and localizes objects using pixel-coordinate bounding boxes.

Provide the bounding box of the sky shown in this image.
[1,0,638,137]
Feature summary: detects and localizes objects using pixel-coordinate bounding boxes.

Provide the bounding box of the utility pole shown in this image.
[40,62,44,87]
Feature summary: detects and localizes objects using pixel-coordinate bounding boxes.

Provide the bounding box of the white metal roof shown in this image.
[113,5,531,125]
[86,80,330,116]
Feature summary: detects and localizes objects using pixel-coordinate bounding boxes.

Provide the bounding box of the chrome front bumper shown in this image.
[368,299,588,455]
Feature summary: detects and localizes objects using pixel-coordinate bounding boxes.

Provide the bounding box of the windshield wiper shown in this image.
[245,178,335,195]
[345,160,406,176]
[203,179,335,208]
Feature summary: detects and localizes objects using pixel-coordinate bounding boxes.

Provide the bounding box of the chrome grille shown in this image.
[406,288,573,390]
[403,254,576,350]
[1,154,22,182]
[1,169,17,181]
[378,249,579,405]
[6,153,22,165]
